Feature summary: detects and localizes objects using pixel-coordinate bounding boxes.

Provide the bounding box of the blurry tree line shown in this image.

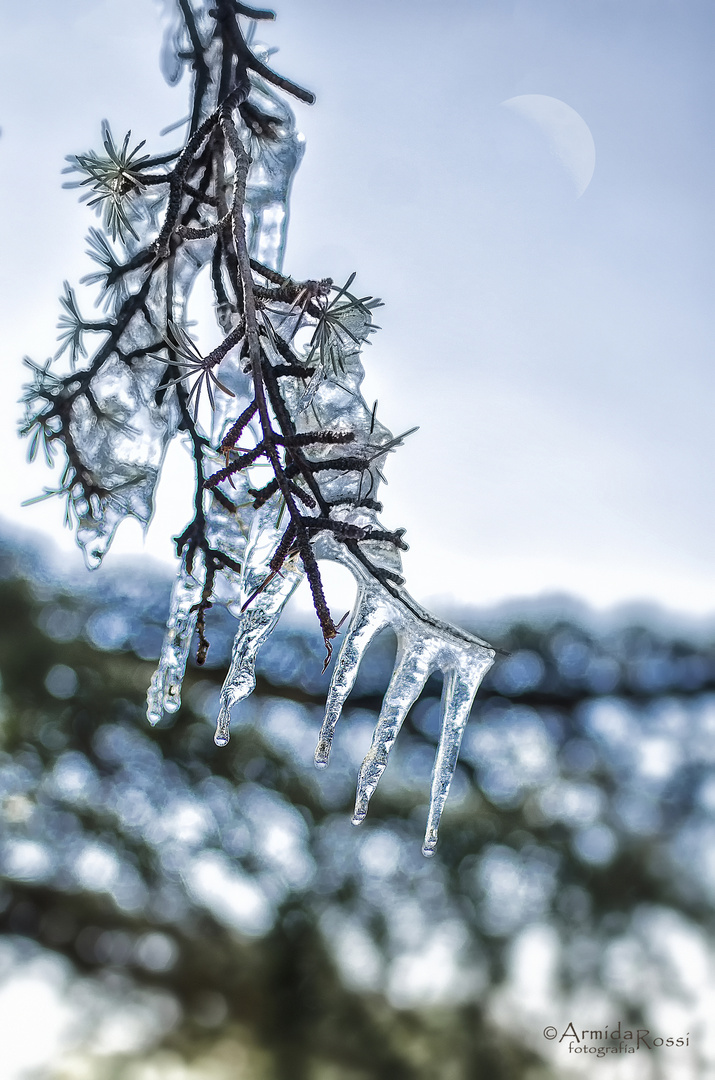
[1,525,715,1079]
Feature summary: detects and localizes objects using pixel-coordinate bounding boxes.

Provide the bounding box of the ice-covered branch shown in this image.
[21,0,495,853]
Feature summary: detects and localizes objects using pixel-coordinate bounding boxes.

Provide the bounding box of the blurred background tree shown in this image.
[2,525,714,1078]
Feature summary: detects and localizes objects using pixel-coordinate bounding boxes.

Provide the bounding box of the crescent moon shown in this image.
[500,94,596,198]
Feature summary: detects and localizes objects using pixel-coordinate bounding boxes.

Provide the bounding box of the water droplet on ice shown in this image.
[314,741,330,768]
[214,714,230,747]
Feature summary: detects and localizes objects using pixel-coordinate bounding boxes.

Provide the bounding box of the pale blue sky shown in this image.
[1,0,713,616]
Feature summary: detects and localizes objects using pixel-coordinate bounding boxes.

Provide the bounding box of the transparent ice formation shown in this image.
[244,50,306,271]
[71,351,180,569]
[23,8,495,854]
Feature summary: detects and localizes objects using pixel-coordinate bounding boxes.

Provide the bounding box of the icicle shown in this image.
[70,353,180,568]
[156,0,186,87]
[244,46,306,273]
[76,498,131,571]
[209,491,306,743]
[352,647,434,823]
[214,554,304,745]
[314,585,390,768]
[422,654,495,856]
[313,534,495,852]
[347,620,493,852]
[147,558,204,724]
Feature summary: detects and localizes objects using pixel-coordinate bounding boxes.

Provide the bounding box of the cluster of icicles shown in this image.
[38,22,495,856]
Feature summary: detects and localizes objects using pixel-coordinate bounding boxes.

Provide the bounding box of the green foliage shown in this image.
[63,123,151,242]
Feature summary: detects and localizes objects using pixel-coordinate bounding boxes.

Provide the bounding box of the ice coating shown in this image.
[175,271,496,844]
[244,59,306,272]
[148,49,314,729]
[145,42,495,853]
[157,0,187,87]
[70,352,180,569]
[23,6,497,855]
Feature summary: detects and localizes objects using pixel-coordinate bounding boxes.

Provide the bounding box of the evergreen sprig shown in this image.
[21,0,421,671]
[63,122,152,242]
